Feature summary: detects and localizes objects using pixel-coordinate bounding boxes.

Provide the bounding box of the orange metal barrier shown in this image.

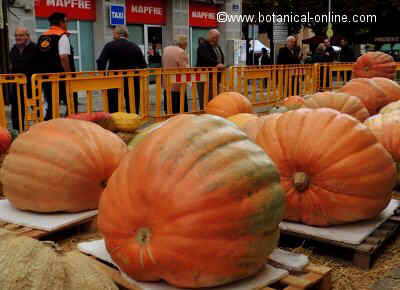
[229,65,316,105]
[148,67,229,120]
[0,74,31,132]
[31,70,147,121]
[316,62,353,91]
[32,62,400,124]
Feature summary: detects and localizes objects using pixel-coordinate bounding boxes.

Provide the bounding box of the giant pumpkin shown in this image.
[352,52,396,80]
[338,78,386,115]
[371,77,400,104]
[364,112,400,182]
[0,229,117,289]
[241,115,269,142]
[98,114,284,288]
[281,95,304,110]
[303,92,370,121]
[256,108,396,226]
[0,119,127,212]
[205,92,253,118]
[227,113,258,129]
[67,111,113,130]
[380,100,400,115]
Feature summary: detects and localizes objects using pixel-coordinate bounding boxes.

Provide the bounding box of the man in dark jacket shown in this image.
[9,27,39,131]
[97,25,147,114]
[278,36,302,95]
[196,29,225,110]
[277,36,301,64]
[339,38,355,80]
[37,12,78,120]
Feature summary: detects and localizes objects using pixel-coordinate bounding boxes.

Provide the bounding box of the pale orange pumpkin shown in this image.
[338,78,386,115]
[227,113,258,129]
[380,100,400,114]
[256,108,396,226]
[371,77,400,104]
[303,92,370,121]
[205,91,253,118]
[0,119,128,212]
[282,95,304,110]
[364,112,400,181]
[98,114,284,288]
[241,115,269,142]
[352,52,396,80]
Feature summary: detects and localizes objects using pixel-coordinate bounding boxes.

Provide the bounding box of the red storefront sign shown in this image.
[189,3,218,27]
[126,0,166,25]
[34,0,96,21]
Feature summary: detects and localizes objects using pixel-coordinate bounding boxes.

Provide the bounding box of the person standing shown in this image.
[162,36,189,114]
[196,29,225,110]
[260,47,271,65]
[277,36,301,65]
[97,25,147,113]
[277,36,302,95]
[324,38,336,62]
[9,27,39,131]
[37,12,78,120]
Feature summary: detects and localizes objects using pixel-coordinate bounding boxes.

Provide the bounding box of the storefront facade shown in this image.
[7,0,242,71]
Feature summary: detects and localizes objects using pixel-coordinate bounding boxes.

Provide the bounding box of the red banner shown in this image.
[189,3,218,27]
[34,0,96,21]
[126,0,166,25]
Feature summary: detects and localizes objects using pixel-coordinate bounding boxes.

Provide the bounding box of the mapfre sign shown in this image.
[126,0,166,25]
[34,0,96,21]
[189,3,218,27]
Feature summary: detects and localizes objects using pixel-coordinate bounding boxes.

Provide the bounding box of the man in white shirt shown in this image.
[37,12,77,120]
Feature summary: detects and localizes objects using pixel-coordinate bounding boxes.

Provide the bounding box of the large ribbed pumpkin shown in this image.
[227,113,258,129]
[0,229,117,289]
[364,112,400,181]
[282,95,304,110]
[256,108,396,226]
[352,52,396,80]
[0,119,127,212]
[380,100,400,114]
[338,78,386,115]
[205,92,253,118]
[303,92,370,121]
[371,77,400,103]
[242,115,269,142]
[98,114,284,288]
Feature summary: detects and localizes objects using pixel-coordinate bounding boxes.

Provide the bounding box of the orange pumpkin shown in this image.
[364,112,400,181]
[205,92,253,118]
[352,52,396,80]
[0,128,11,155]
[303,92,370,121]
[227,113,258,129]
[98,114,284,288]
[380,100,400,114]
[371,77,400,104]
[0,119,128,212]
[338,78,386,115]
[282,95,304,110]
[256,108,396,226]
[241,115,269,142]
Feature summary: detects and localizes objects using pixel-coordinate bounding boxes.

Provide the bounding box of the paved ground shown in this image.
[371,268,400,290]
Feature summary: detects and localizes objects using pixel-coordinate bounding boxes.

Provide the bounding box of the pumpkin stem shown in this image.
[293,172,310,192]
[136,227,151,246]
[100,180,107,188]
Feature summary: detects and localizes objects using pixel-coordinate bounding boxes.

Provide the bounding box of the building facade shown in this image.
[6,0,242,71]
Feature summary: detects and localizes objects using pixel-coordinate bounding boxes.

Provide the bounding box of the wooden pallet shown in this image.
[86,254,331,290]
[0,217,94,239]
[280,215,400,270]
